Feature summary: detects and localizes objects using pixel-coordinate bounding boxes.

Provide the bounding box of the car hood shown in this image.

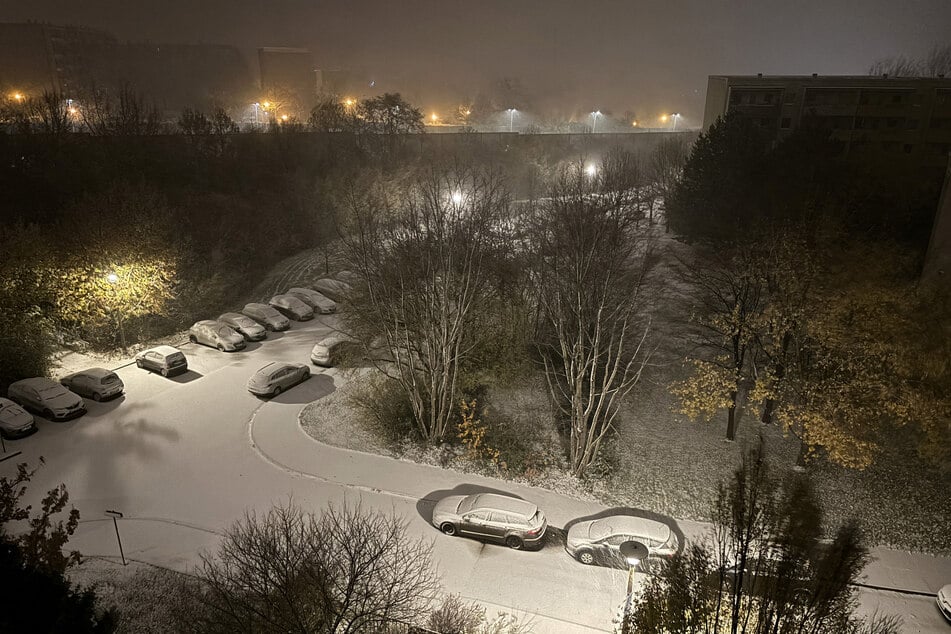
[432,496,465,521]
[224,334,245,345]
[0,405,32,428]
[42,390,82,409]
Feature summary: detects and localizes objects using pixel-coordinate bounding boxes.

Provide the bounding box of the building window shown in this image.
[905,119,918,130]
[903,144,914,154]
[780,117,792,129]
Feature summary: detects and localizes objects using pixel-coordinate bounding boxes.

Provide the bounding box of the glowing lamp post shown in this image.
[507,108,517,133]
[671,112,681,131]
[619,540,649,634]
[590,110,602,133]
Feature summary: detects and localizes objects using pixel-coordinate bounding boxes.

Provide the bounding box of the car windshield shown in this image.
[100,374,119,384]
[262,307,281,318]
[39,384,66,395]
[234,316,257,328]
[457,497,476,514]
[218,326,235,337]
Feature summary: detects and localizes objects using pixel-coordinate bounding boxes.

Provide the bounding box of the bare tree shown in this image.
[529,161,655,477]
[27,91,72,135]
[81,83,161,135]
[191,502,439,633]
[868,45,951,77]
[341,166,512,443]
[649,136,689,231]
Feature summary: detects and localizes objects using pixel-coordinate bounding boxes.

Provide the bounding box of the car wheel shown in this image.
[505,536,524,550]
[577,550,595,565]
[42,409,54,419]
[92,392,102,402]
[136,359,144,368]
[217,344,224,352]
[189,335,197,343]
[272,386,282,397]
[302,368,311,380]
[161,368,169,377]
[440,523,457,536]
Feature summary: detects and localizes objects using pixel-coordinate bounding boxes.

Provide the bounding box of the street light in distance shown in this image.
[619,540,649,634]
[590,110,603,133]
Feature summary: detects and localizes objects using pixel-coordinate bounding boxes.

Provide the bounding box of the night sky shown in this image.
[2,0,949,122]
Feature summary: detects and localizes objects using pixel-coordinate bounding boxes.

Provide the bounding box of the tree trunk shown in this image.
[726,391,738,441]
[796,440,808,467]
[760,397,775,425]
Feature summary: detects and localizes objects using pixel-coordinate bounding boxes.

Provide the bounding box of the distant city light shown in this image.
[280,114,289,121]
[632,120,638,127]
[343,98,355,108]
[451,191,464,205]
[585,164,597,178]
[590,110,603,133]
[660,114,668,123]
[430,112,439,123]
[13,92,24,102]
[262,101,271,109]
[506,108,518,132]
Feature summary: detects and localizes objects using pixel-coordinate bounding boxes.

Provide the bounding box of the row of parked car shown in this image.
[0,275,357,439]
[432,491,679,566]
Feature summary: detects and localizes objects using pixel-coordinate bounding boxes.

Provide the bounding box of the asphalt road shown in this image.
[2,315,948,632]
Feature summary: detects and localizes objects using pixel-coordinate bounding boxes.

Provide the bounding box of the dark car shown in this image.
[431,493,547,550]
[59,367,124,401]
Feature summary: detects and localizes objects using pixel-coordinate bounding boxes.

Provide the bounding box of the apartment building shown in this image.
[703,74,951,168]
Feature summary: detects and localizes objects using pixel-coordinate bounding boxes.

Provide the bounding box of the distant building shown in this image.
[703,74,951,168]
[0,22,117,96]
[258,47,316,116]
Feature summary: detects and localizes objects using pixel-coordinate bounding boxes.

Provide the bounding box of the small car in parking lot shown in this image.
[335,270,361,285]
[59,367,124,401]
[135,345,188,377]
[0,397,37,438]
[7,378,86,421]
[310,333,359,367]
[312,278,352,302]
[218,312,267,341]
[432,493,547,550]
[286,287,337,314]
[188,320,246,352]
[247,362,310,397]
[269,295,314,321]
[565,515,679,566]
[242,303,291,332]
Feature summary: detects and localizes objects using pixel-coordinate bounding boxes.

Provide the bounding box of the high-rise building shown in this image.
[0,22,117,96]
[703,74,951,168]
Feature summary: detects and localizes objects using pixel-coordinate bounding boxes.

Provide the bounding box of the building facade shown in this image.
[703,74,951,168]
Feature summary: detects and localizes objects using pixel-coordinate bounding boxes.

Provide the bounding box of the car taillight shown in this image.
[526,526,542,536]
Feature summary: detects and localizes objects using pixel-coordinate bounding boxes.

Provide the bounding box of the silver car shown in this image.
[218,312,267,341]
[269,295,314,321]
[286,287,337,314]
[431,493,547,550]
[59,367,124,401]
[135,345,189,377]
[188,320,246,352]
[242,303,290,332]
[0,397,37,438]
[565,515,679,566]
[938,584,951,622]
[7,377,86,421]
[247,362,310,397]
[312,278,352,302]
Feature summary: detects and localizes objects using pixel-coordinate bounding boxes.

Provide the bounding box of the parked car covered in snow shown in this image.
[218,312,267,341]
[135,345,188,377]
[0,397,37,438]
[241,303,291,332]
[938,584,951,622]
[247,362,310,398]
[269,295,314,321]
[432,493,547,550]
[59,367,124,401]
[335,270,361,285]
[286,288,336,314]
[188,320,246,352]
[310,333,359,367]
[565,515,679,567]
[311,278,352,302]
[7,378,86,421]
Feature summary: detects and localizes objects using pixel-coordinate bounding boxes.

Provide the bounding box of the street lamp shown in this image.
[252,102,260,125]
[430,112,439,124]
[671,112,681,131]
[106,273,126,351]
[585,163,598,178]
[590,110,602,133]
[506,108,517,133]
[619,540,649,634]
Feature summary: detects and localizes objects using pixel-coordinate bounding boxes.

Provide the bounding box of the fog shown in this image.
[2,0,950,120]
